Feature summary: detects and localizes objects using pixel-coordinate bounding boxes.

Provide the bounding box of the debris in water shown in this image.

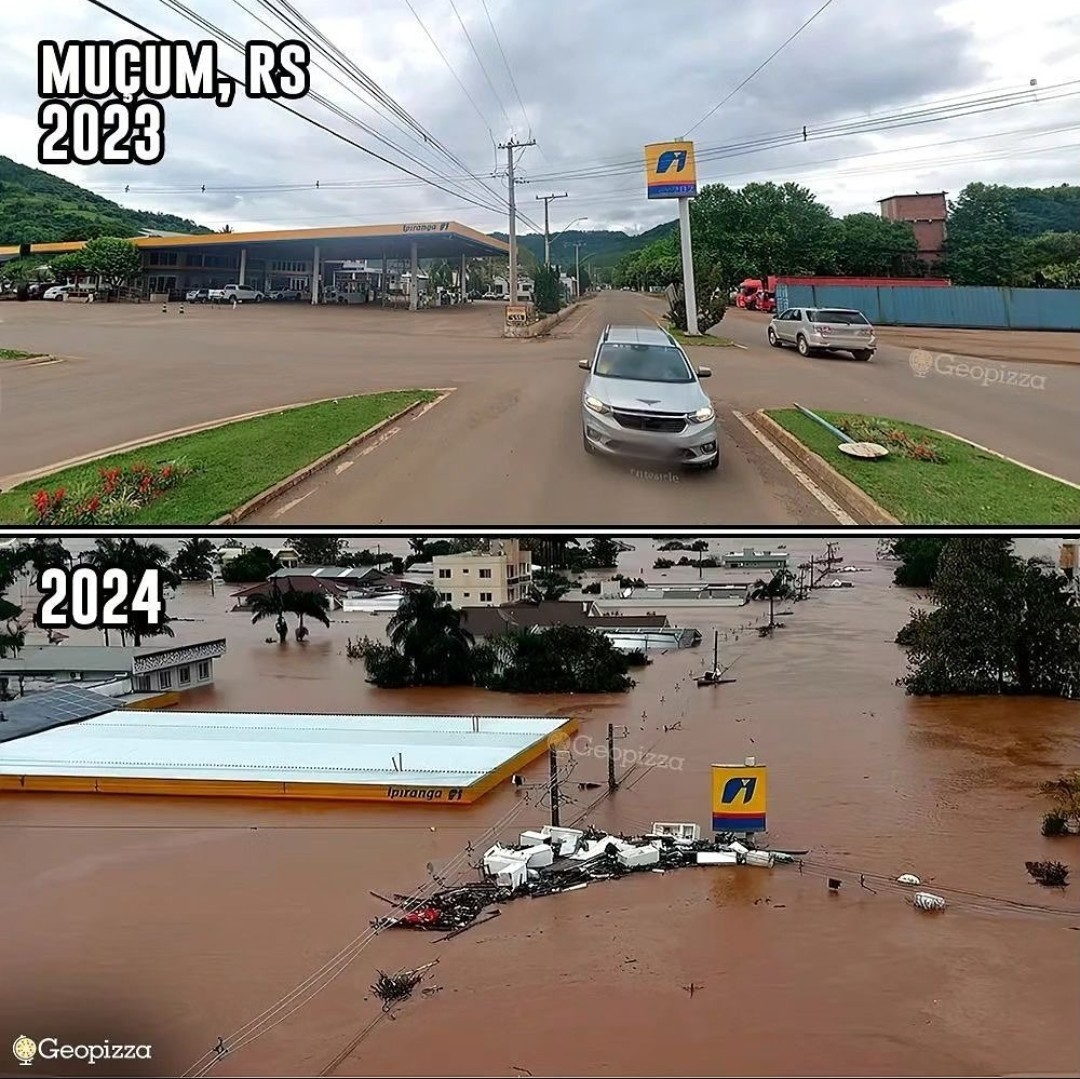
[913,892,947,912]
[1026,860,1070,887]
[371,962,438,1011]
[896,873,921,886]
[828,878,842,892]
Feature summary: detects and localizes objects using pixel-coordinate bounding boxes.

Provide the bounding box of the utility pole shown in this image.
[498,137,536,304]
[536,192,568,266]
[548,743,561,827]
[607,723,617,792]
[572,242,585,298]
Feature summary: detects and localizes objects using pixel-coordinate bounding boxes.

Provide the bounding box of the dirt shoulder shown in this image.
[876,325,1080,366]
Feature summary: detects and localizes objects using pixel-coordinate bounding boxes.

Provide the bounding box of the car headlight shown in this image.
[584,395,610,415]
[689,405,715,424]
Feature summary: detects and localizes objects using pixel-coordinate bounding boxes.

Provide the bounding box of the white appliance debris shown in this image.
[913,891,947,911]
[896,873,921,886]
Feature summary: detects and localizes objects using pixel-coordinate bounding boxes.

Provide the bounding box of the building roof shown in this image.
[0,711,571,787]
[0,685,118,744]
[877,192,947,201]
[0,221,510,262]
[0,640,226,677]
[268,566,386,580]
[461,600,669,637]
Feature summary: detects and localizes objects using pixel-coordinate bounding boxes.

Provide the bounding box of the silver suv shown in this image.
[579,325,719,470]
[767,307,876,360]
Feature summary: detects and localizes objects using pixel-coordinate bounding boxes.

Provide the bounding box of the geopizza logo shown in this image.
[386,786,464,801]
[402,222,450,233]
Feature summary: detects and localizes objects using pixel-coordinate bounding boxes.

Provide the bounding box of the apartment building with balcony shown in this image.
[433,540,533,607]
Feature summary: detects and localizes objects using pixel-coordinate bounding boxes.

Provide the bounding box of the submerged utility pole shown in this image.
[548,743,561,827]
[536,192,568,266]
[499,137,536,304]
[607,723,617,791]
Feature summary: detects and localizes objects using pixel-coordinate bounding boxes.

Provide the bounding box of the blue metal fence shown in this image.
[773,283,1080,331]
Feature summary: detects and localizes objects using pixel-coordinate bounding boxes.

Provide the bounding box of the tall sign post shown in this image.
[644,140,699,335]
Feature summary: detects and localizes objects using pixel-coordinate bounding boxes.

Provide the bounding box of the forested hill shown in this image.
[490,219,677,268]
[0,156,210,245]
[998,183,1080,236]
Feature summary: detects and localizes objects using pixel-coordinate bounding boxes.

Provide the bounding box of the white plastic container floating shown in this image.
[913,891,947,912]
[728,840,750,856]
[650,822,701,842]
[618,844,661,869]
[520,844,554,869]
[496,860,528,890]
[896,873,921,886]
[744,850,775,868]
[483,844,522,876]
[697,851,739,866]
[771,852,797,864]
[541,825,584,856]
[570,835,631,862]
[519,830,547,847]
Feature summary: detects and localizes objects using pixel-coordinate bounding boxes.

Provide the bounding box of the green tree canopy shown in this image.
[83,236,143,288]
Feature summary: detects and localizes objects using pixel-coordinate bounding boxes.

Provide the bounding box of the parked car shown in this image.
[213,283,264,303]
[269,288,303,301]
[42,283,75,301]
[767,307,876,361]
[579,324,719,471]
[185,288,210,303]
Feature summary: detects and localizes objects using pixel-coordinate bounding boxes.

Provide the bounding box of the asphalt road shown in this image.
[1,291,1076,526]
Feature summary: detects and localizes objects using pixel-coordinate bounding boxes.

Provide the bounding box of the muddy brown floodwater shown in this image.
[2,538,1079,1077]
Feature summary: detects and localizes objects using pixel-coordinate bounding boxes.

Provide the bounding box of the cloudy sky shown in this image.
[2,0,1077,236]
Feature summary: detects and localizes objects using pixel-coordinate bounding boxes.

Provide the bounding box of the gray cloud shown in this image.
[1,0,1077,235]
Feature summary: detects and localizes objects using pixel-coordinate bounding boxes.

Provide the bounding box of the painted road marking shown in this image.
[564,309,592,334]
[731,409,857,526]
[935,428,1080,490]
[334,460,355,475]
[359,426,401,456]
[271,489,315,519]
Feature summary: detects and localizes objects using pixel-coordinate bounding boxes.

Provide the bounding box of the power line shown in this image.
[447,0,515,134]
[683,0,838,137]
[479,0,537,147]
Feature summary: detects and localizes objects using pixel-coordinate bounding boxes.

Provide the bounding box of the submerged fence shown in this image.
[774,283,1080,331]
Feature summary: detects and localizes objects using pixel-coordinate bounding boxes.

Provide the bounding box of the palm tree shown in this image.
[283,587,331,641]
[171,538,216,581]
[80,537,178,645]
[387,586,474,685]
[750,570,797,635]
[248,584,289,644]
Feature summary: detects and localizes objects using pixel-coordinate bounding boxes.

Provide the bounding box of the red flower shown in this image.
[32,489,49,514]
[86,496,101,512]
[161,465,173,478]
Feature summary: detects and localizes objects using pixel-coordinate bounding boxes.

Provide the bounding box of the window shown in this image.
[197,661,211,680]
[178,666,191,685]
[438,568,451,579]
[595,343,692,383]
[479,568,492,579]
[158,669,173,689]
[480,591,492,603]
[463,592,470,599]
[134,675,151,692]
[808,309,869,325]
[462,567,469,574]
[440,591,452,601]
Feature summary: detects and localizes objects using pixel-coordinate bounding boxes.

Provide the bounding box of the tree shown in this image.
[17,538,71,575]
[897,537,1080,698]
[533,264,562,314]
[527,569,574,602]
[282,587,331,641]
[1015,231,1080,287]
[80,537,178,645]
[1040,771,1080,835]
[82,235,143,291]
[880,537,949,588]
[220,547,281,582]
[0,256,54,285]
[288,535,347,566]
[0,549,28,661]
[751,569,797,633]
[49,250,91,286]
[587,538,620,569]
[944,183,1018,286]
[171,538,215,581]
[249,583,289,644]
[833,213,919,276]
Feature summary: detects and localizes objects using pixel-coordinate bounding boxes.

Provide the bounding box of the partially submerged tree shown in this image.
[283,587,331,641]
[880,537,949,589]
[171,537,215,581]
[750,569,798,634]
[80,538,178,646]
[248,584,289,644]
[1040,771,1080,836]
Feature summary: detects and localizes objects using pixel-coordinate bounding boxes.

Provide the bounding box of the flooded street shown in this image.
[2,537,1078,1077]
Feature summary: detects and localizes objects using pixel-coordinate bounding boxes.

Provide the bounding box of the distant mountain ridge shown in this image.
[489,220,677,268]
[0,156,211,245]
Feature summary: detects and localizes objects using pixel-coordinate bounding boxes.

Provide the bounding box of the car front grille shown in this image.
[612,409,687,434]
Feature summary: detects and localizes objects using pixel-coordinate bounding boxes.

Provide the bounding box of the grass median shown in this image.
[0,390,437,526]
[0,348,42,360]
[662,324,737,348]
[766,408,1080,525]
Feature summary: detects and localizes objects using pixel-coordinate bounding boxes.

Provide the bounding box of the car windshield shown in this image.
[594,343,692,382]
[809,309,869,325]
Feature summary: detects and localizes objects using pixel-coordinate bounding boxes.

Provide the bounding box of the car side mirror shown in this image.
[578,359,591,370]
[697,366,712,378]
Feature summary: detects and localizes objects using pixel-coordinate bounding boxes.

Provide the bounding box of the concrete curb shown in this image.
[748,410,901,525]
[1,353,56,369]
[211,390,453,525]
[504,297,593,339]
[0,390,443,492]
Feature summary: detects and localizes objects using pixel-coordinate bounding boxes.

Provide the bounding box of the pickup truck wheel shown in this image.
[852,349,872,361]
[796,334,811,357]
[254,295,263,303]
[767,326,782,348]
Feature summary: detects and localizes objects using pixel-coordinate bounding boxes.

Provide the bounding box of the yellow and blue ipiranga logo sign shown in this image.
[711,764,767,832]
[644,140,697,200]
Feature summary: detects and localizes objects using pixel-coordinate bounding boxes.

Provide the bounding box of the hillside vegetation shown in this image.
[0,156,210,245]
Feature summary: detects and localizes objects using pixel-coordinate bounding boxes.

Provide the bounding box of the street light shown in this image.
[547,217,587,265]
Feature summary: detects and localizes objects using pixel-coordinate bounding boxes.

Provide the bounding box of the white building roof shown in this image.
[0,711,569,786]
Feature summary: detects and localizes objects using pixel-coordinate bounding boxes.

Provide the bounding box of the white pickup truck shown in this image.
[209,283,264,303]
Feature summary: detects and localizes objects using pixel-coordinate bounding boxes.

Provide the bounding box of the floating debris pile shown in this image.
[1026,860,1070,887]
[371,961,438,1010]
[373,824,803,934]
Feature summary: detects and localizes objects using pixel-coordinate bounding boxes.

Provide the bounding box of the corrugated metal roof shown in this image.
[0,711,570,785]
[0,685,119,744]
